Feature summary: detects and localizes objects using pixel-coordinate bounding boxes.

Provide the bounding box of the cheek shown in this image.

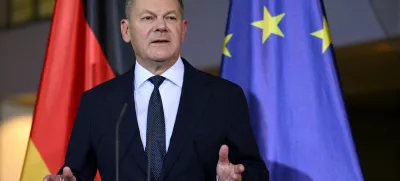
[131,25,151,40]
[170,27,182,41]
[131,33,148,47]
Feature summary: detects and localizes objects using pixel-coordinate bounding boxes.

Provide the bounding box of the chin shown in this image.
[148,50,177,62]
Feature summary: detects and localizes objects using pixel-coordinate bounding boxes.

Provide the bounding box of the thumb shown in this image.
[63,166,75,180]
[218,145,230,164]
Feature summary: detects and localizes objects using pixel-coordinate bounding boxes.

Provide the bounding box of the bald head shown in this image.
[125,0,184,19]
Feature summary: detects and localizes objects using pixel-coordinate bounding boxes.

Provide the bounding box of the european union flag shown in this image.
[220,0,364,180]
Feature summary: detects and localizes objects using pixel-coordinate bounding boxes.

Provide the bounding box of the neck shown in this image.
[136,57,178,75]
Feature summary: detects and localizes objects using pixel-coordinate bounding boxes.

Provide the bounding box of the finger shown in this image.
[63,166,72,176]
[43,175,52,181]
[230,172,242,181]
[234,164,245,173]
[63,167,75,180]
[43,175,62,181]
[218,145,229,164]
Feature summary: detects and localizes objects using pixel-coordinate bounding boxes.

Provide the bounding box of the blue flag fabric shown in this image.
[220,0,364,180]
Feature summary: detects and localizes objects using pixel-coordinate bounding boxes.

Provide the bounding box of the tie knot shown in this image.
[149,75,165,88]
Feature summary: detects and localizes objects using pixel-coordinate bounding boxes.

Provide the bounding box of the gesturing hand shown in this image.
[216,145,245,181]
[43,166,76,181]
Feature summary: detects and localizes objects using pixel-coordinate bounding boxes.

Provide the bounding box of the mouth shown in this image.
[151,39,170,44]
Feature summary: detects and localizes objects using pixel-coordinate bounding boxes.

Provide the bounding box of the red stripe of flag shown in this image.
[22,0,115,180]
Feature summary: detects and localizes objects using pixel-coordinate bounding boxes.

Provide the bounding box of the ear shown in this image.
[181,20,188,43]
[120,19,131,43]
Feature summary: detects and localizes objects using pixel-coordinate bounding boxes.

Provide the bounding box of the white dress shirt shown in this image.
[134,57,184,151]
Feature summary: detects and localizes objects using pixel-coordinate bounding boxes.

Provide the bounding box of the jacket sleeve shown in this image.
[226,85,270,181]
[58,92,97,181]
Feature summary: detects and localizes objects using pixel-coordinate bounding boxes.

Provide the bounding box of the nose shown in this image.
[155,17,167,32]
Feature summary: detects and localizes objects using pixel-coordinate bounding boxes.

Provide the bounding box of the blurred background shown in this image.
[0,0,399,180]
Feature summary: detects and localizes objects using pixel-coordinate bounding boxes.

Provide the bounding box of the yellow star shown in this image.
[251,6,285,44]
[222,33,233,57]
[311,18,332,53]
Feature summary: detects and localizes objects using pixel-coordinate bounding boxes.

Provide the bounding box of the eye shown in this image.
[141,16,154,21]
[166,16,177,21]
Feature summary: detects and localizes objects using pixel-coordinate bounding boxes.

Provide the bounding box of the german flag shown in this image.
[20,0,133,180]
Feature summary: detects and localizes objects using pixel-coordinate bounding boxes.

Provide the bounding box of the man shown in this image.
[44,0,269,180]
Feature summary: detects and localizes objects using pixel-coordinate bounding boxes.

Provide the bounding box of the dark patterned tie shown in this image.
[146,75,166,181]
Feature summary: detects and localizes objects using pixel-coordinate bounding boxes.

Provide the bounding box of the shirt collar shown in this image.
[134,56,184,89]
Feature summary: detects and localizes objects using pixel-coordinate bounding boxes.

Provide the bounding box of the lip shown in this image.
[151,39,170,44]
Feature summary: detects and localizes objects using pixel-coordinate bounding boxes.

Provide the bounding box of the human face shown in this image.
[121,0,187,64]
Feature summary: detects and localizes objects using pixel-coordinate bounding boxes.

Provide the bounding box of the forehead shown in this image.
[132,0,181,13]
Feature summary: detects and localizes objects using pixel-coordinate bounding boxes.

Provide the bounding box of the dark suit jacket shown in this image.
[59,59,269,181]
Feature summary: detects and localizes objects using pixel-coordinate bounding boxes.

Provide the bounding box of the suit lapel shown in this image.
[160,59,212,179]
[107,66,148,175]
[119,99,148,174]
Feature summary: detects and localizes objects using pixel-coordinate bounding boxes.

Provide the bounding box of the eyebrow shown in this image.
[140,10,178,16]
